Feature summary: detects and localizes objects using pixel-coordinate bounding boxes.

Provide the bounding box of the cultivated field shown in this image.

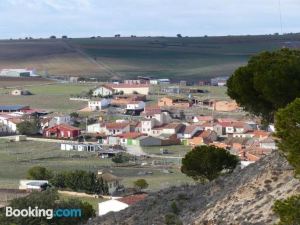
[0,140,193,192]
[1,34,300,81]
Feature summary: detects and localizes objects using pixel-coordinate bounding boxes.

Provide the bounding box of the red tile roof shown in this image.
[45,124,80,131]
[118,132,144,139]
[107,84,150,88]
[118,194,148,205]
[106,122,129,129]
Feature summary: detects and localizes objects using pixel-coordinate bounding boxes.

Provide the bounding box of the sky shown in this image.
[0,0,299,39]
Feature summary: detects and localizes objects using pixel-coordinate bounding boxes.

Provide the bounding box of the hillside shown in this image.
[1,34,300,81]
[87,151,300,225]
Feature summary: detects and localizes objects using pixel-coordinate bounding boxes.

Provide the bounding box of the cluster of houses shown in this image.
[0,79,277,163]
[85,82,239,115]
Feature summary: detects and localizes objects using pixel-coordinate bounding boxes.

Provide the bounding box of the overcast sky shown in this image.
[0,0,299,39]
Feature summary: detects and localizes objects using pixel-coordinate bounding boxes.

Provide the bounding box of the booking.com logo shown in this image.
[5,206,82,220]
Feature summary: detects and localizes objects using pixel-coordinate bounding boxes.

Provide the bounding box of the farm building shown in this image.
[158,96,192,108]
[19,180,49,191]
[11,89,32,96]
[0,105,29,113]
[214,100,239,112]
[0,69,36,77]
[43,124,81,139]
[112,94,146,106]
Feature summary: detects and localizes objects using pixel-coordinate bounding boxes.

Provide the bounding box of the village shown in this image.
[0,73,278,216]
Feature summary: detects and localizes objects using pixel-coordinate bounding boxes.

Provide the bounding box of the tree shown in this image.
[27,166,53,180]
[273,194,300,225]
[275,98,300,175]
[112,152,131,164]
[227,49,300,123]
[17,120,39,135]
[0,189,95,225]
[181,146,239,182]
[177,34,182,38]
[134,179,149,191]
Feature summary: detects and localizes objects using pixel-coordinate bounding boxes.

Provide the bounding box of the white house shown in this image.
[41,114,72,132]
[126,101,145,111]
[98,171,121,194]
[260,138,277,150]
[87,123,103,133]
[105,122,130,136]
[178,125,203,139]
[19,180,49,191]
[0,114,22,133]
[88,99,111,111]
[93,85,115,97]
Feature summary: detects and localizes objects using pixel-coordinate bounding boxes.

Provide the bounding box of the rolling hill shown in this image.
[0,34,300,81]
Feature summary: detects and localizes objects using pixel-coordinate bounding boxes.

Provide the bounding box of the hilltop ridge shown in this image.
[87,151,300,225]
[1,34,300,81]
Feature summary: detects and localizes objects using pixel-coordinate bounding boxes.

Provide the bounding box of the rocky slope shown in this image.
[87,151,300,225]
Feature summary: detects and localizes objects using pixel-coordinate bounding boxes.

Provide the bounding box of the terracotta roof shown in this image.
[118,194,148,205]
[253,130,270,138]
[118,132,144,139]
[97,85,115,91]
[107,84,150,88]
[194,116,213,121]
[45,124,80,131]
[106,122,129,129]
[142,106,161,115]
[8,118,23,124]
[202,122,214,127]
[199,130,214,138]
[163,123,183,129]
[181,125,200,134]
[217,118,238,123]
[98,172,120,182]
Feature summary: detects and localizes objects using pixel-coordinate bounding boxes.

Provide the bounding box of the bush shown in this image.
[134,179,149,191]
[165,213,182,225]
[27,166,53,180]
[112,152,132,164]
[273,195,300,225]
[0,189,95,225]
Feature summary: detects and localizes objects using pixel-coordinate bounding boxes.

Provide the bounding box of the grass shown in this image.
[0,140,193,192]
[0,83,95,113]
[58,193,106,212]
[142,145,192,157]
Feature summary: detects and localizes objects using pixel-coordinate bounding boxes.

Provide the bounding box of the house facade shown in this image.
[43,124,81,139]
[93,85,115,97]
[88,99,111,111]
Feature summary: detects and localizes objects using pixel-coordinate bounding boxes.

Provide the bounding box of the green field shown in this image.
[0,140,193,191]
[0,83,95,113]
